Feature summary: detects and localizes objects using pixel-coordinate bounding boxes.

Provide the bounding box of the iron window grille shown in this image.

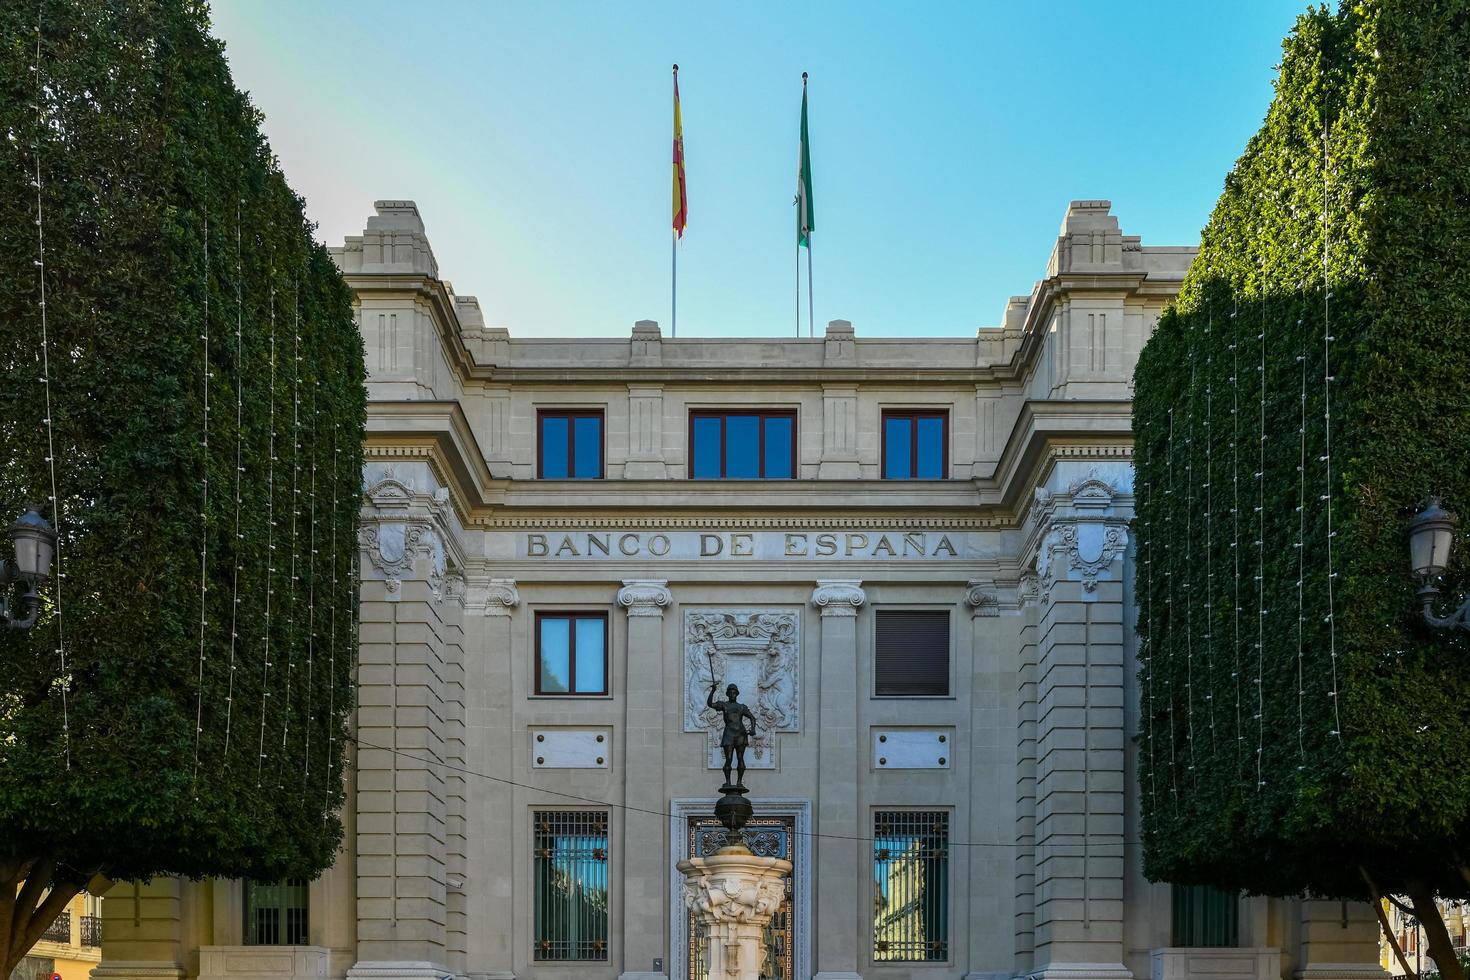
[881,410,949,479]
[872,811,949,962]
[688,411,797,479]
[534,611,609,696]
[244,879,309,946]
[533,810,610,961]
[537,410,605,479]
[874,609,951,697]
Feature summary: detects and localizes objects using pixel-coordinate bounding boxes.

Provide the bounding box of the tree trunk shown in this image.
[2,856,86,978]
[1409,886,1465,980]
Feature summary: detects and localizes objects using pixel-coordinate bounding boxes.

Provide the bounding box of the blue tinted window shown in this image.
[726,415,761,478]
[691,412,797,479]
[884,412,947,479]
[916,416,945,478]
[538,617,570,693]
[540,416,569,479]
[574,618,606,693]
[537,614,607,695]
[885,416,912,479]
[764,416,794,478]
[573,416,602,477]
[693,416,722,478]
[540,412,602,479]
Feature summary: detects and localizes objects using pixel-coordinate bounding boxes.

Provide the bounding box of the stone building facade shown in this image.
[95,200,1388,980]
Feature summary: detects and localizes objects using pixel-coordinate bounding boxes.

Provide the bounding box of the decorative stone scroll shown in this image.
[809,579,866,617]
[684,609,800,770]
[617,579,673,617]
[965,580,999,616]
[465,577,519,616]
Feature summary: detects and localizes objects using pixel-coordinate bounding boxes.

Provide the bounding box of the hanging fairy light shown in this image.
[30,14,71,768]
[257,247,279,788]
[192,214,211,796]
[1320,127,1343,742]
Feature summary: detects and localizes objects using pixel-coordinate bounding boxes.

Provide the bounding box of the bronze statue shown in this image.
[707,680,757,790]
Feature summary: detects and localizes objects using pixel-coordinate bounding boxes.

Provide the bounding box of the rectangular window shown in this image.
[244,879,308,946]
[533,810,610,961]
[882,410,948,479]
[874,610,950,697]
[873,811,949,962]
[538,410,604,479]
[536,612,608,695]
[688,411,796,479]
[1171,884,1239,947]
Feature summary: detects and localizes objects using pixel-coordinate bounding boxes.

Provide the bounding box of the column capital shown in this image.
[618,579,672,617]
[810,580,866,617]
[465,577,519,616]
[965,580,1000,617]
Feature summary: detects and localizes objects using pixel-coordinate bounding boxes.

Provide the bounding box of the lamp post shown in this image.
[1408,497,1470,631]
[0,507,56,630]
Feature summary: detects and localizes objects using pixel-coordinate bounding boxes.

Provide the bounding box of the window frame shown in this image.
[533,610,610,697]
[870,807,952,964]
[880,409,950,480]
[242,878,309,947]
[687,409,799,480]
[872,607,954,699]
[1170,883,1240,948]
[536,408,606,480]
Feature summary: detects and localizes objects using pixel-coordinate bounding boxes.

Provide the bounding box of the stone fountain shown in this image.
[677,679,793,980]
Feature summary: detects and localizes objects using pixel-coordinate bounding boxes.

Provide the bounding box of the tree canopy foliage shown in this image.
[1134,0,1470,905]
[0,0,365,953]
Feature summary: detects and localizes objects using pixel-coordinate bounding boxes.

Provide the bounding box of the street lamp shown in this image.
[0,507,56,630]
[1408,497,1470,631]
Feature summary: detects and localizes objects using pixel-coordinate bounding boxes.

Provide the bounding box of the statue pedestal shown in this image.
[678,846,793,980]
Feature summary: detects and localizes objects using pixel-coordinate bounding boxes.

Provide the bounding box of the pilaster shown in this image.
[625,386,667,480]
[355,467,459,976]
[617,579,674,980]
[818,385,861,479]
[1293,901,1388,980]
[965,581,1014,975]
[93,879,188,980]
[464,578,519,980]
[810,579,866,980]
[1029,473,1132,980]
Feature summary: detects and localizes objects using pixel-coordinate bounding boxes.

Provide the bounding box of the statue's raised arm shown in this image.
[706,679,720,711]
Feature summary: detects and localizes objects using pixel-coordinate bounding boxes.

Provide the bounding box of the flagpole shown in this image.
[796,242,801,338]
[672,64,679,338]
[807,237,814,338]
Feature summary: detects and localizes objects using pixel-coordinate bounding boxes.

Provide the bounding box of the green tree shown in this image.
[1132,3,1470,979]
[0,0,366,971]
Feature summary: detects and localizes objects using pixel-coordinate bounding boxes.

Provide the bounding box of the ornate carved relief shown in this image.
[617,579,672,617]
[684,609,800,770]
[809,580,866,617]
[359,521,444,595]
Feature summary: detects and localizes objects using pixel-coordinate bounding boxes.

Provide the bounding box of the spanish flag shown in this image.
[672,66,687,238]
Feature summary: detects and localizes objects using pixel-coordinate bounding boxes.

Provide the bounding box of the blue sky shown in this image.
[209,1,1313,339]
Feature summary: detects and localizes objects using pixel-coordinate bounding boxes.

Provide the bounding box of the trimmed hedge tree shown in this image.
[0,0,366,970]
[1133,1,1470,975]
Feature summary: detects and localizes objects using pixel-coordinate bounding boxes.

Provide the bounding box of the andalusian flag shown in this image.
[672,66,687,238]
[796,75,813,247]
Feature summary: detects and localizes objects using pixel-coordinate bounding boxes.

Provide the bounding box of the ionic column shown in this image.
[464,578,518,980]
[810,579,866,980]
[617,579,673,980]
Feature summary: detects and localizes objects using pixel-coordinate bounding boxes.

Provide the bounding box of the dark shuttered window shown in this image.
[1171,884,1239,947]
[874,610,950,697]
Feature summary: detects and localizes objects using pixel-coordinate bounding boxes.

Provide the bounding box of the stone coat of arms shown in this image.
[683,609,800,769]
